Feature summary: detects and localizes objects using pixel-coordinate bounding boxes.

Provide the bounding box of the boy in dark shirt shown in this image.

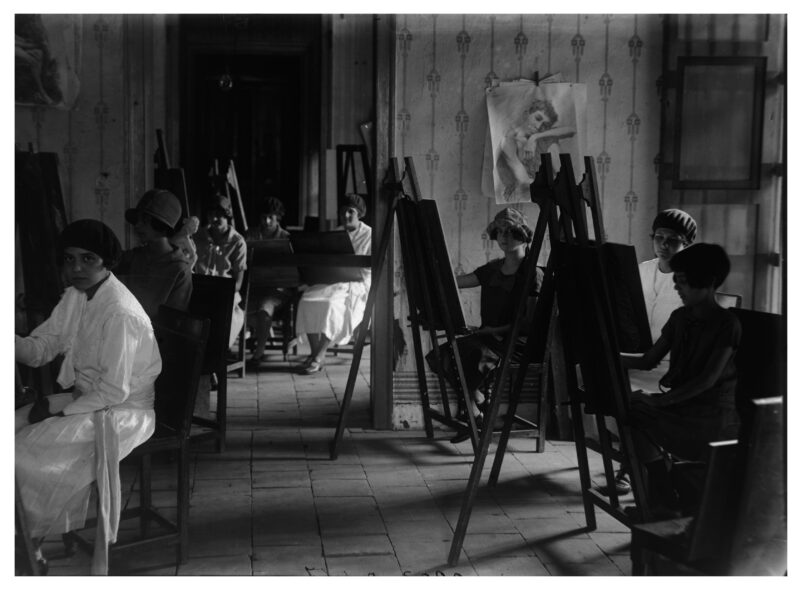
[623,243,741,515]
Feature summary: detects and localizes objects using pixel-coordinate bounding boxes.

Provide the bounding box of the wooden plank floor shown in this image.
[40,347,633,576]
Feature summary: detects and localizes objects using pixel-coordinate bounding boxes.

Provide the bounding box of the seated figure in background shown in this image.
[15,219,160,573]
[294,193,372,375]
[115,188,193,318]
[639,208,698,344]
[245,196,293,364]
[193,192,248,348]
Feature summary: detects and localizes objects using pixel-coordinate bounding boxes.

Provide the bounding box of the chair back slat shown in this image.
[153,306,210,435]
[188,274,235,372]
[730,308,786,420]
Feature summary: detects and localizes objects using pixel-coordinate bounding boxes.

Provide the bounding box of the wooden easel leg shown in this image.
[448,336,481,452]
[620,427,651,522]
[552,322,597,530]
[330,329,369,460]
[535,355,552,453]
[447,359,515,565]
[428,334,454,421]
[596,414,620,507]
[216,370,227,453]
[408,311,434,438]
[488,359,529,486]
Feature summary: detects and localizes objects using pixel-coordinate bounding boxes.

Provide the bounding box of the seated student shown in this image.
[608,208,698,495]
[639,209,698,344]
[15,219,160,572]
[246,196,291,241]
[428,207,543,442]
[115,189,193,318]
[245,197,293,364]
[622,243,741,516]
[295,193,372,375]
[193,192,248,348]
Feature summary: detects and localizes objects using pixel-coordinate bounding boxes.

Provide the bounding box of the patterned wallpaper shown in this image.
[391,14,663,378]
[15,15,164,250]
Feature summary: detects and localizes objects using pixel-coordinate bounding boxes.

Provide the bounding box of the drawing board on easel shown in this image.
[408,199,468,334]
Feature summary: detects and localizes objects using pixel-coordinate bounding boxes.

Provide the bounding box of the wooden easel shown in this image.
[336,145,371,201]
[545,154,652,528]
[329,158,405,459]
[447,153,652,564]
[395,157,482,449]
[154,129,190,217]
[15,148,69,397]
[330,156,481,457]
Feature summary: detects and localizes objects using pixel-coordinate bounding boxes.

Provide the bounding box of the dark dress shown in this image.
[630,305,742,462]
[115,244,193,319]
[428,258,543,398]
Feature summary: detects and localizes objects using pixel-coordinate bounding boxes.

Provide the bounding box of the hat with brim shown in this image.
[486,207,533,243]
[206,193,234,219]
[125,189,182,229]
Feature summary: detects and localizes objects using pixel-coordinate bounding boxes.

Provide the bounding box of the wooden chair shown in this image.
[247,240,300,361]
[227,269,249,378]
[188,274,234,453]
[631,396,785,575]
[66,307,209,569]
[15,481,43,575]
[715,291,742,309]
[265,296,298,360]
[730,308,786,424]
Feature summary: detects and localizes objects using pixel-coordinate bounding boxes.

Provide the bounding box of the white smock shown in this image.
[295,222,372,346]
[638,257,683,343]
[15,274,160,572]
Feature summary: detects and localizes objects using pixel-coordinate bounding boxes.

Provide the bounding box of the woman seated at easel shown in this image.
[15,220,160,573]
[193,192,248,348]
[115,188,193,319]
[622,243,741,518]
[245,196,293,365]
[429,208,543,443]
[294,193,372,375]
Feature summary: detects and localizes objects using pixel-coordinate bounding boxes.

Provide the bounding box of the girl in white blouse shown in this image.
[15,219,161,574]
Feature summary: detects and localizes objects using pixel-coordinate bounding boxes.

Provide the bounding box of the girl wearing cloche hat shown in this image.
[427,207,543,443]
[115,189,194,319]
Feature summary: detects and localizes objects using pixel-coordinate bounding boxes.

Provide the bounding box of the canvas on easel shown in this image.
[289,231,363,285]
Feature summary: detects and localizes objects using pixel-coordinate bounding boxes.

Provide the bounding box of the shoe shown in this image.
[300,360,324,375]
[450,429,471,444]
[246,356,264,369]
[597,471,631,496]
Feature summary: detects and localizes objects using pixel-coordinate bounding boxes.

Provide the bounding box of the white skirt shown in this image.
[295,281,369,346]
[15,393,155,538]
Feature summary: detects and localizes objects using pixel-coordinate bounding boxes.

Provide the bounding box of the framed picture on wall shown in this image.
[673,56,766,190]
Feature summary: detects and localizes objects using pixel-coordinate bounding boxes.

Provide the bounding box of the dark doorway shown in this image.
[178,14,323,230]
[185,53,305,228]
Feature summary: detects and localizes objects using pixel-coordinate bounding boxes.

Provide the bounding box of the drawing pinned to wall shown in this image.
[15,14,82,109]
[483,76,587,204]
